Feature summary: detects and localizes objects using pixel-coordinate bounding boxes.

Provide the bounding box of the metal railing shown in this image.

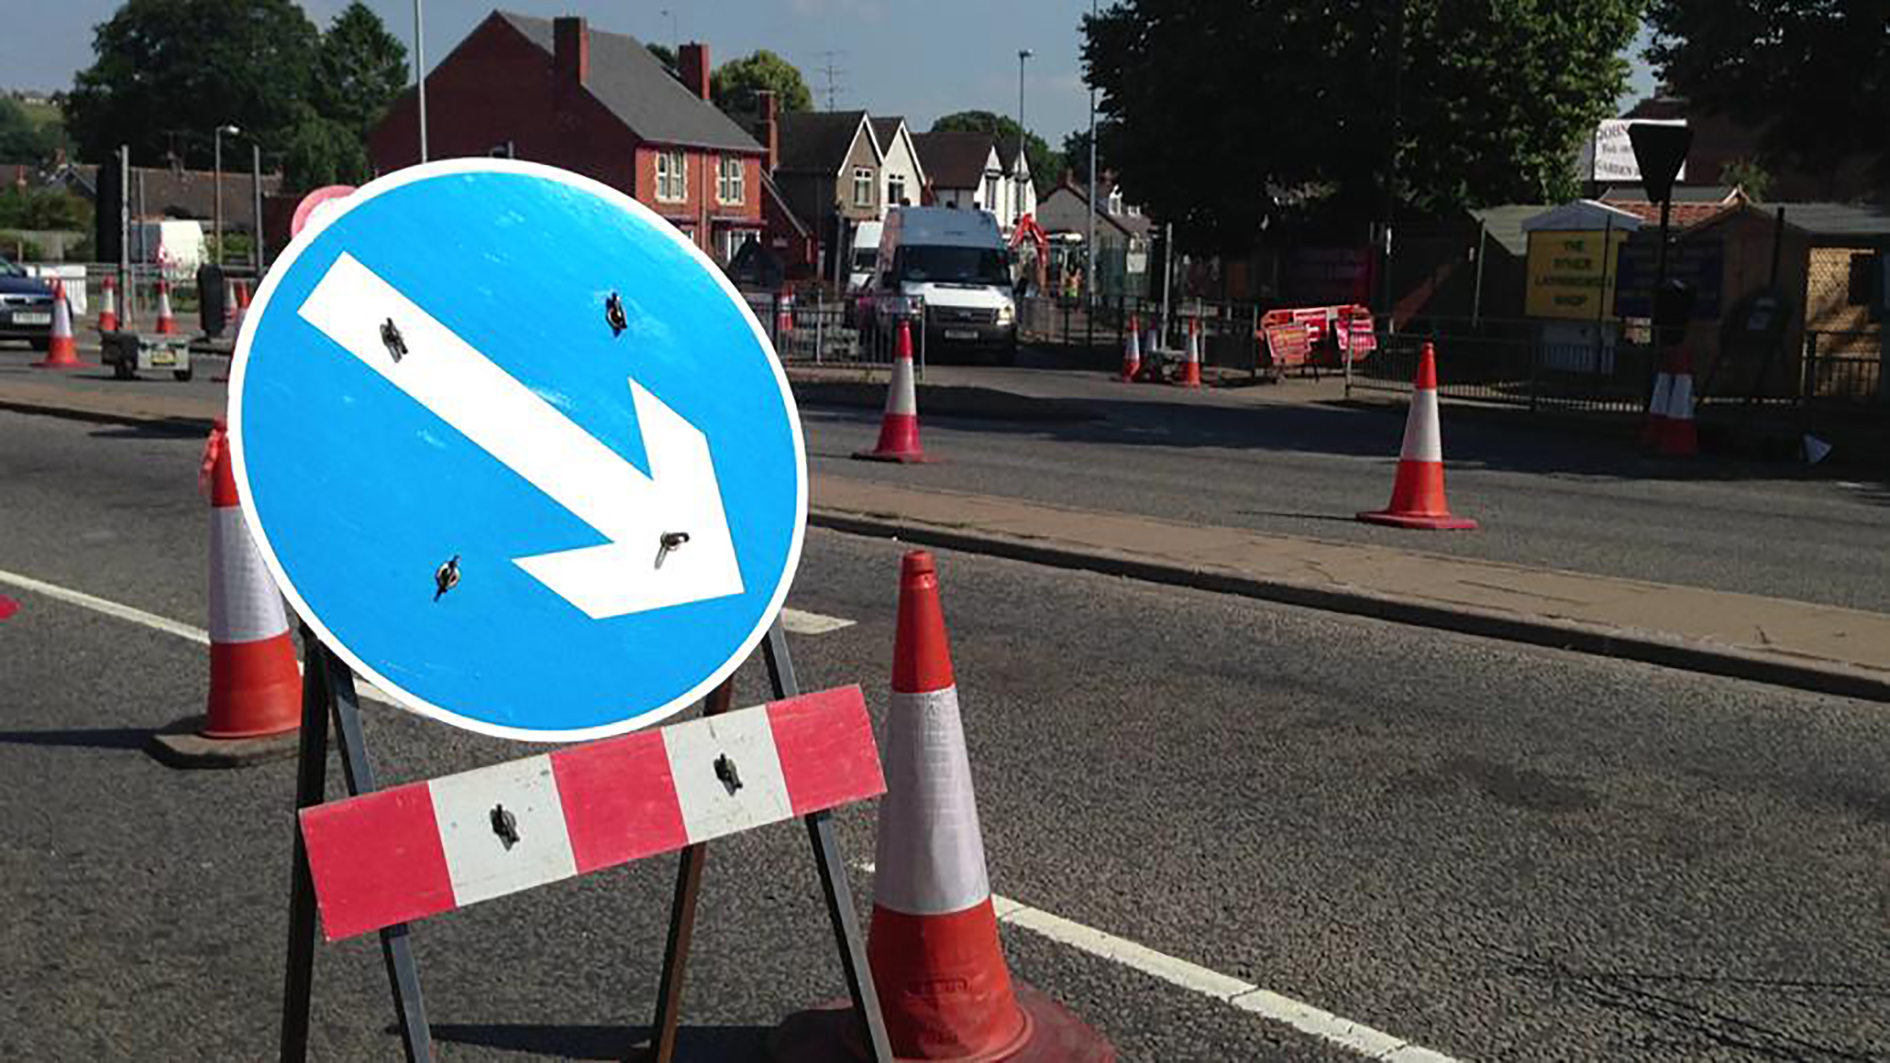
[742,290,925,369]
[1802,330,1884,404]
[1348,318,1659,415]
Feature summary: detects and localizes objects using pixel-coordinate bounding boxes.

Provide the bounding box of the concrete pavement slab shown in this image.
[4,361,1888,703]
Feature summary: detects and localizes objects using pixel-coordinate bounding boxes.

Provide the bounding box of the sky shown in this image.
[6,1,1659,148]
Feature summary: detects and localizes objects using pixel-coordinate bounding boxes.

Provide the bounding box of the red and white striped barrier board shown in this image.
[300,685,883,941]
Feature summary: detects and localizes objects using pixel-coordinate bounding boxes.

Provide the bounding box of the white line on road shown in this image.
[2,566,1443,1059]
[860,866,1463,1061]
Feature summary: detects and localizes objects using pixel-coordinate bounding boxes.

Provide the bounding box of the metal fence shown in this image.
[1348,318,1660,415]
[742,290,924,369]
[1802,330,1883,404]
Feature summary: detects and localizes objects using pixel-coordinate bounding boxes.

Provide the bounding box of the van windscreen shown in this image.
[897,246,1010,286]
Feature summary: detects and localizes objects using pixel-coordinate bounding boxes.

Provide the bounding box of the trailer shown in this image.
[100,330,194,381]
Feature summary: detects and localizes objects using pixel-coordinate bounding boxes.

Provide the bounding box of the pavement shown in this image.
[4,343,1889,705]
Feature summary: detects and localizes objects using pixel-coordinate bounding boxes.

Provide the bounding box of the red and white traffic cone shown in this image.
[771,551,1114,1062]
[148,423,303,767]
[97,275,119,332]
[854,318,933,463]
[1118,314,1141,382]
[1357,342,1477,530]
[154,278,178,335]
[776,289,795,337]
[1174,315,1202,388]
[222,276,240,334]
[1643,346,1697,457]
[32,279,88,370]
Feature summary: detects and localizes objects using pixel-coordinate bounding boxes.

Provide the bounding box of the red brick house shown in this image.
[369,11,767,263]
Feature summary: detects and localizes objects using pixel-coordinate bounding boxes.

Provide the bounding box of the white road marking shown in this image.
[0,569,1441,1058]
[856,861,1461,1062]
[779,607,855,635]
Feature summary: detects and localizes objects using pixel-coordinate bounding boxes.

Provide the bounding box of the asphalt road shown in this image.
[806,354,1890,614]
[4,408,1889,1061]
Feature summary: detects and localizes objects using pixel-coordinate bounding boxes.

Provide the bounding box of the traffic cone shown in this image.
[97,275,119,332]
[771,551,1114,1062]
[1804,434,1833,465]
[1174,315,1202,388]
[154,278,177,335]
[32,280,88,370]
[1118,314,1140,382]
[1357,343,1477,530]
[777,289,794,337]
[147,423,303,768]
[1644,346,1697,457]
[854,319,934,463]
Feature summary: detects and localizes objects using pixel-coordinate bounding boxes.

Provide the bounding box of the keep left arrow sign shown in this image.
[296,252,744,619]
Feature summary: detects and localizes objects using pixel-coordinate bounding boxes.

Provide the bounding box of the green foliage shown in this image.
[281,106,369,191]
[0,233,48,261]
[0,98,60,164]
[313,1,408,143]
[0,187,93,230]
[1084,0,1642,250]
[648,43,679,75]
[1718,158,1774,201]
[930,111,1064,196]
[1647,0,1890,182]
[66,0,322,168]
[712,50,815,117]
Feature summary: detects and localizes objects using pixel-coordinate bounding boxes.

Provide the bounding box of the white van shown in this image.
[846,220,882,293]
[872,206,1017,364]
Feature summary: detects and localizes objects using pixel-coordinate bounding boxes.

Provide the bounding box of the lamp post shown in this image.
[213,124,240,266]
[1084,0,1097,336]
[1016,48,1032,227]
[414,0,429,162]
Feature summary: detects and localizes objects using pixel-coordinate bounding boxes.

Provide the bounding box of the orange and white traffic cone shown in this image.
[97,275,119,332]
[854,318,933,463]
[1174,315,1202,388]
[148,423,303,767]
[1118,314,1141,382]
[1643,347,1697,457]
[32,279,88,370]
[1357,342,1476,530]
[222,276,240,335]
[777,290,795,337]
[154,278,177,335]
[772,551,1114,1063]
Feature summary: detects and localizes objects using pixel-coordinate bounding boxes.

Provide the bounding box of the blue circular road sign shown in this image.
[230,160,806,741]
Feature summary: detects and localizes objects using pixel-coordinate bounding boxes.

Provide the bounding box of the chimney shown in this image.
[758,90,779,172]
[678,42,711,101]
[554,16,589,86]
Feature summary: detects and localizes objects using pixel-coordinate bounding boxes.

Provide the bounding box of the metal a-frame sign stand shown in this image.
[276,618,894,1063]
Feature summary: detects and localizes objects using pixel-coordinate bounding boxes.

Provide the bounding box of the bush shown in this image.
[0,232,47,261]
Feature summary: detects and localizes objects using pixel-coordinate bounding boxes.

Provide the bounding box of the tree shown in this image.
[281,105,368,190]
[1718,158,1774,201]
[1084,0,1642,251]
[312,1,407,144]
[930,111,1064,196]
[711,50,814,117]
[1647,0,1890,184]
[0,98,58,165]
[66,0,322,168]
[648,43,679,77]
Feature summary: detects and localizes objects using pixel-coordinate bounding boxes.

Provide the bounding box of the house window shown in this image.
[717,156,744,205]
[721,228,755,263]
[655,150,686,202]
[982,173,999,208]
[888,174,906,207]
[852,167,874,207]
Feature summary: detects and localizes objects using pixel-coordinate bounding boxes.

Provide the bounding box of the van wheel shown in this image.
[113,359,136,380]
[173,367,194,382]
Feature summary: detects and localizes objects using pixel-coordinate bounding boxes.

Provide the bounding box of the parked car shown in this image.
[0,256,55,350]
[869,206,1018,365]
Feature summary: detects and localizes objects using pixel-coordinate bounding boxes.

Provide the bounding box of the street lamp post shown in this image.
[414,0,429,162]
[213,124,240,266]
[1016,48,1032,227]
[1084,0,1097,342]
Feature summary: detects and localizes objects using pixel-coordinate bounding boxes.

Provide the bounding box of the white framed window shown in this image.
[721,227,756,263]
[717,156,744,205]
[655,150,687,202]
[982,173,999,208]
[888,173,906,207]
[852,166,874,207]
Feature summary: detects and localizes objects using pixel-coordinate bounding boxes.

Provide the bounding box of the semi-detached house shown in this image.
[368,10,767,263]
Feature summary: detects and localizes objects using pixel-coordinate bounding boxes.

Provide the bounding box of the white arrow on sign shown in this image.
[297,252,744,619]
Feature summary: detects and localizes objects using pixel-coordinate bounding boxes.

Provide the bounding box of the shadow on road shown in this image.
[0,726,150,750]
[426,1021,766,1060]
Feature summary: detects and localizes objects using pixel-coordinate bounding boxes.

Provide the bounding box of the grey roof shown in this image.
[775,110,868,174]
[910,131,997,189]
[496,12,761,153]
[1759,202,1890,239]
[1469,204,1554,256]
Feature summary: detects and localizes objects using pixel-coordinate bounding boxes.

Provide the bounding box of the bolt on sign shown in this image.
[1525,229,1630,320]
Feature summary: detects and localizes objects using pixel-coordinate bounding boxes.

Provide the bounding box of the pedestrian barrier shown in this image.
[32,280,87,370]
[1358,342,1477,531]
[773,551,1114,1062]
[854,319,933,464]
[147,423,303,767]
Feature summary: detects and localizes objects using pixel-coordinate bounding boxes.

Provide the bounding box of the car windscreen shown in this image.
[851,249,877,269]
[0,257,23,278]
[896,245,1010,286]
